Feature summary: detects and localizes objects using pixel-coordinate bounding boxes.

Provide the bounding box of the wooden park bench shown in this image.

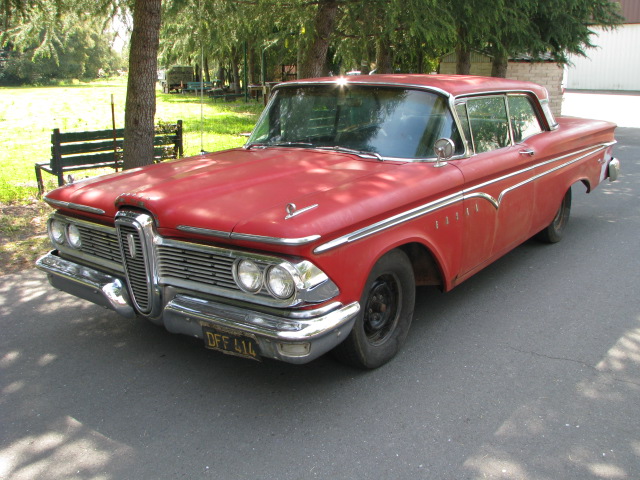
[182,81,213,94]
[208,88,245,102]
[35,120,183,195]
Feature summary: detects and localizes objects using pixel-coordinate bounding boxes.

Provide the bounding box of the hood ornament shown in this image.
[285,202,318,220]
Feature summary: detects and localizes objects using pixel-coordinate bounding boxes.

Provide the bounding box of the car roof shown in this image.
[281,74,549,101]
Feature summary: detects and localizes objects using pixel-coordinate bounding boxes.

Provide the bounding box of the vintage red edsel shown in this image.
[38,74,620,368]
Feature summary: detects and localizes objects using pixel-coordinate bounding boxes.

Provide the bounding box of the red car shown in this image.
[38,74,620,368]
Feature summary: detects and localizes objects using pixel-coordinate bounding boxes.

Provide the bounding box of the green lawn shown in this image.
[0,78,265,203]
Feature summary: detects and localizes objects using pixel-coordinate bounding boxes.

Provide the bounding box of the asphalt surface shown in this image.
[1,128,639,480]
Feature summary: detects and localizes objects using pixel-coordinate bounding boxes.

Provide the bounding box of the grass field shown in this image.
[0,77,264,202]
[0,78,264,275]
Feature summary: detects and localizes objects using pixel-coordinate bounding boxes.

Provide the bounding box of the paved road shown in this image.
[1,129,639,480]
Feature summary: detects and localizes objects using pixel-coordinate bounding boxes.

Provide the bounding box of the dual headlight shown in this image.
[233,259,297,300]
[48,219,82,249]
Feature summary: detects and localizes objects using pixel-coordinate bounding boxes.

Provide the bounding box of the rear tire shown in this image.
[333,249,415,369]
[536,188,571,243]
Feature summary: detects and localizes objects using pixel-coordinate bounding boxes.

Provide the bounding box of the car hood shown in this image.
[47,147,460,244]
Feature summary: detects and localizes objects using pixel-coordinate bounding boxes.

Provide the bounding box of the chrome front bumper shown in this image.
[36,251,360,364]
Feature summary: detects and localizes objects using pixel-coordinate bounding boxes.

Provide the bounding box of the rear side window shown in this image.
[465,96,510,153]
[508,95,542,143]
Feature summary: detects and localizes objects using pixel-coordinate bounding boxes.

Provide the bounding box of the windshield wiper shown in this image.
[245,141,314,150]
[317,146,384,161]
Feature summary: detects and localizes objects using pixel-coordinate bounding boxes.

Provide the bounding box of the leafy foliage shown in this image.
[1,1,125,84]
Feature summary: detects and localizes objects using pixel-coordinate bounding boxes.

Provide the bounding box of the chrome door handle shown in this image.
[519,149,535,156]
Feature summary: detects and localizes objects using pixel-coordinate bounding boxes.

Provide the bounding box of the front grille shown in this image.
[118,224,152,312]
[157,245,236,289]
[157,244,272,298]
[76,224,121,264]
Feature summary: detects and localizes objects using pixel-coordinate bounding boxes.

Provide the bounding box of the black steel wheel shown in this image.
[333,249,415,369]
[536,188,572,243]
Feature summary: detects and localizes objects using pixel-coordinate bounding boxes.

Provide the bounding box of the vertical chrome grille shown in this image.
[117,220,152,314]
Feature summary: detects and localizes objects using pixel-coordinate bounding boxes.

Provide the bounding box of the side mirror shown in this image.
[434,138,455,168]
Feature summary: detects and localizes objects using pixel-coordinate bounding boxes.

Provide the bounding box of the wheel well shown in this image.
[399,243,442,287]
[579,179,591,193]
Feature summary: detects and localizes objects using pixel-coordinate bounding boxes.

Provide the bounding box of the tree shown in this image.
[122,0,161,169]
[297,0,339,78]
[523,0,623,63]
[443,0,506,75]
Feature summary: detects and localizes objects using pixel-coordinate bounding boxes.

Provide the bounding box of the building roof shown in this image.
[618,0,640,23]
[440,50,555,63]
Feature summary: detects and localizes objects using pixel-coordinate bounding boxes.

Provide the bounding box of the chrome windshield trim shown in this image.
[273,79,453,99]
[44,197,106,215]
[314,141,614,253]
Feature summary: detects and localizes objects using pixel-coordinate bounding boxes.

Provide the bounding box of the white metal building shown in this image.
[566,0,640,91]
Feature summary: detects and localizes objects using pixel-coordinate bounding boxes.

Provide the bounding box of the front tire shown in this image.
[536,188,572,243]
[333,249,415,369]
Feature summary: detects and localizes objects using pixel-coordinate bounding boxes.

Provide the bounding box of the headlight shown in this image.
[49,220,65,244]
[265,265,296,299]
[66,224,82,248]
[234,259,262,293]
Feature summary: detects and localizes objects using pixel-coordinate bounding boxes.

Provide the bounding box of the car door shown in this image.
[450,94,538,277]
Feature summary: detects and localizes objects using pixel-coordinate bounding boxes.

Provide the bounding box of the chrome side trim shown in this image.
[314,142,614,253]
[468,143,610,194]
[177,225,320,246]
[230,232,321,246]
[464,192,499,209]
[472,142,615,209]
[177,225,230,239]
[314,191,463,254]
[44,197,106,215]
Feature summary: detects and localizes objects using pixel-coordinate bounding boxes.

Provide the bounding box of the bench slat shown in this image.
[57,129,125,143]
[57,139,124,156]
[58,152,119,168]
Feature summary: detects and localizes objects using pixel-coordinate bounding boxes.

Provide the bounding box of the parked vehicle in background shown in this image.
[158,66,194,93]
[37,74,620,368]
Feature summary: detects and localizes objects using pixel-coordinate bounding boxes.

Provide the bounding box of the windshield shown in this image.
[247,85,463,159]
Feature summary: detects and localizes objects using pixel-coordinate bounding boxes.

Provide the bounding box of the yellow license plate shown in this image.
[202,325,260,361]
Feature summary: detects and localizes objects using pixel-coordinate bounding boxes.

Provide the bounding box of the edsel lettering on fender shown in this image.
[37,74,619,368]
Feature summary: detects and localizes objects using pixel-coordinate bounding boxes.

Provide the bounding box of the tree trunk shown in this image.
[491,52,508,78]
[375,36,393,74]
[204,56,210,83]
[456,44,471,75]
[123,0,161,169]
[298,0,338,78]
[231,49,241,94]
